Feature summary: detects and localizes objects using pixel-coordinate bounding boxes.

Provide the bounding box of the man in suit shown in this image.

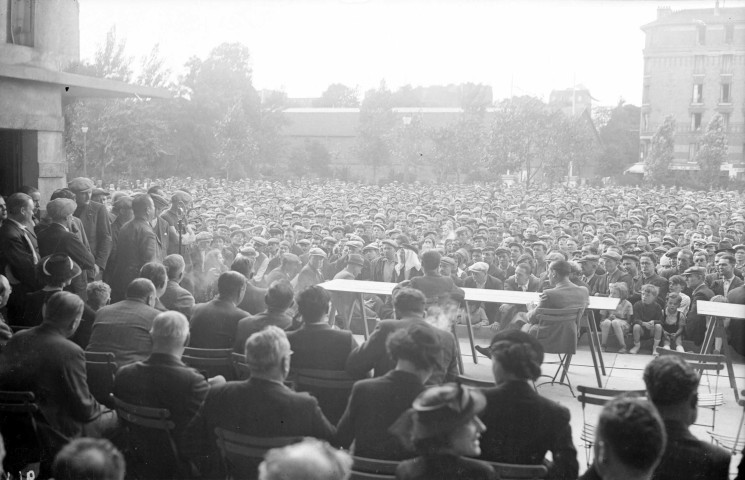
[234,281,295,352]
[464,261,504,326]
[113,311,220,477]
[683,267,715,347]
[288,285,359,423]
[335,324,440,460]
[346,287,458,385]
[109,194,157,303]
[160,254,195,319]
[0,193,40,321]
[87,279,161,368]
[405,250,458,305]
[0,292,108,473]
[371,239,398,283]
[263,253,302,286]
[711,254,743,297]
[38,198,96,300]
[525,260,590,336]
[185,326,335,472]
[293,247,327,292]
[69,177,112,281]
[189,271,248,349]
[595,251,634,296]
[499,263,543,330]
[643,355,729,480]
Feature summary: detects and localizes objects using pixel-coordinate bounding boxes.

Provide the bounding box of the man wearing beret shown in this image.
[69,177,112,280]
[37,199,96,300]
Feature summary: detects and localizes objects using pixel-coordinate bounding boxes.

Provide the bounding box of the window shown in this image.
[725,24,734,44]
[689,143,699,160]
[722,54,733,73]
[642,113,649,132]
[692,113,702,131]
[692,83,703,103]
[643,84,650,105]
[722,113,730,131]
[697,24,706,45]
[721,83,731,103]
[7,0,34,47]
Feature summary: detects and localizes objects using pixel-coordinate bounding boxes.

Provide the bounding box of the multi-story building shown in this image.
[640,5,745,176]
[0,0,168,202]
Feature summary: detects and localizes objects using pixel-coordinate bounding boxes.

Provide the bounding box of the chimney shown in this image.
[657,6,672,19]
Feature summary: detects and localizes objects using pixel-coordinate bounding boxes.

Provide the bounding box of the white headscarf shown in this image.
[396,248,422,280]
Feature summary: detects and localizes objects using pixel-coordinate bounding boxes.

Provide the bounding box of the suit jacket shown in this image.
[335,369,423,460]
[87,298,161,368]
[37,222,95,299]
[110,217,157,302]
[464,275,504,324]
[0,218,40,290]
[407,273,458,303]
[185,377,335,464]
[293,264,325,292]
[0,324,101,439]
[74,201,112,270]
[237,282,267,315]
[479,381,578,480]
[504,274,542,292]
[113,353,209,453]
[594,268,634,296]
[528,279,589,324]
[651,419,730,480]
[371,256,398,283]
[160,280,195,319]
[189,299,250,349]
[233,309,293,353]
[685,283,715,346]
[711,275,745,297]
[287,323,358,423]
[151,217,171,262]
[346,316,458,385]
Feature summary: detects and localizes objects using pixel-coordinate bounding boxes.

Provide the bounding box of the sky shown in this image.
[78,0,745,106]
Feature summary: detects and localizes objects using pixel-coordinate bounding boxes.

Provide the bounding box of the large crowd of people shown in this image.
[0,176,744,479]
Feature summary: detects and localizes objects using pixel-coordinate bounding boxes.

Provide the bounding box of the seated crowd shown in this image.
[0,177,744,479]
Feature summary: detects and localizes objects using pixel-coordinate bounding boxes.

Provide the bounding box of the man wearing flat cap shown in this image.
[293,247,327,293]
[263,254,302,286]
[596,251,633,297]
[37,199,96,300]
[69,177,112,280]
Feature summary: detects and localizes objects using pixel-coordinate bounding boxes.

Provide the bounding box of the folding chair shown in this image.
[231,352,251,380]
[656,348,725,430]
[85,351,117,408]
[533,307,585,397]
[577,386,647,467]
[182,347,234,380]
[457,375,495,389]
[290,368,357,424]
[350,456,399,480]
[214,427,301,480]
[486,461,548,480]
[112,395,194,479]
[709,390,745,455]
[0,391,46,474]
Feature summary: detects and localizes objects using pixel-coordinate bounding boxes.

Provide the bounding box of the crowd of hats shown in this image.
[89,178,745,259]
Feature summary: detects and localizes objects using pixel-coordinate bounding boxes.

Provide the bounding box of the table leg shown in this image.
[586,321,603,388]
[452,325,465,374]
[700,317,716,355]
[464,301,478,364]
[717,319,739,402]
[358,293,370,340]
[589,313,606,375]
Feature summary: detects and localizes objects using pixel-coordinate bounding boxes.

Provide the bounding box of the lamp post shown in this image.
[81,124,89,177]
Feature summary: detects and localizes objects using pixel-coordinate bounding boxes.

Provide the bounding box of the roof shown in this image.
[0,63,172,99]
[641,7,745,30]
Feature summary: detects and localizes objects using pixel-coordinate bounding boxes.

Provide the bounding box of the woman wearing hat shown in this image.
[21,254,83,328]
[391,383,495,480]
[477,330,578,479]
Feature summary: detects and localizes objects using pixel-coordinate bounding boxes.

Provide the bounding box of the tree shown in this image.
[357,81,397,182]
[644,115,676,184]
[391,114,427,182]
[314,84,359,107]
[485,96,560,188]
[288,140,332,177]
[696,113,729,189]
[598,100,641,176]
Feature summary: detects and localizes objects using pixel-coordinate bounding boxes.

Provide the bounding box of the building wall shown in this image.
[0,0,79,201]
[641,8,745,172]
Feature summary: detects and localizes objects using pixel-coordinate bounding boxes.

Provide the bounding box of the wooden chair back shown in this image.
[214,427,301,479]
[85,351,117,407]
[350,456,398,480]
[182,347,234,380]
[487,461,548,480]
[534,307,585,355]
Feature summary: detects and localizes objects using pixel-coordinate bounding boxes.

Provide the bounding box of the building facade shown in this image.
[0,0,168,203]
[640,5,745,175]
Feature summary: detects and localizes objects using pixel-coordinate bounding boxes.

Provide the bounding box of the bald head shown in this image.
[258,438,352,480]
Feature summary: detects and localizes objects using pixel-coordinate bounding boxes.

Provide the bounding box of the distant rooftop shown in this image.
[641,6,745,30]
